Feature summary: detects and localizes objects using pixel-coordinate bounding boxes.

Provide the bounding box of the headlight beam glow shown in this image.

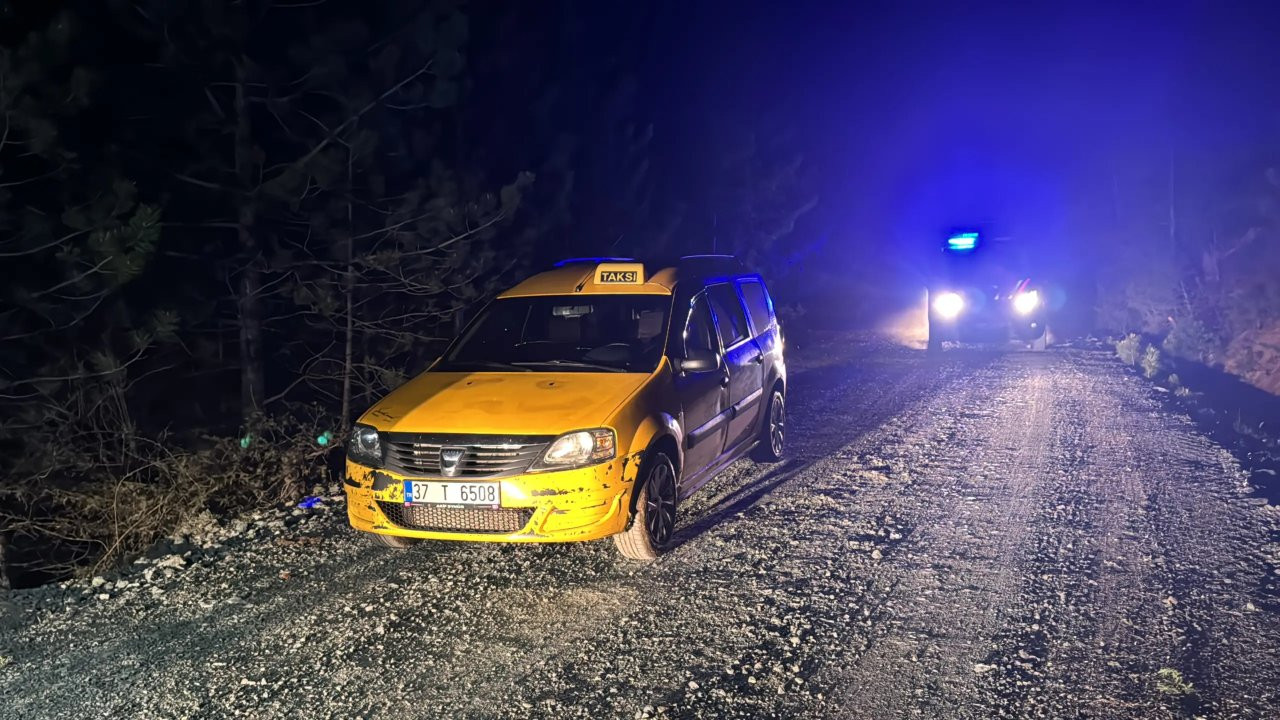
[1013,289,1040,315]
[932,292,965,320]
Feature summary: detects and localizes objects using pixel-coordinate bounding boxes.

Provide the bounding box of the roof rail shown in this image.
[553,256,637,268]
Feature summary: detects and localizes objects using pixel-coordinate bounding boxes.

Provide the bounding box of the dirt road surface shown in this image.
[3,341,1279,719]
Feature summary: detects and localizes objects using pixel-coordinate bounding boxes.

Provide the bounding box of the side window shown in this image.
[738,279,774,334]
[707,283,750,347]
[683,295,718,356]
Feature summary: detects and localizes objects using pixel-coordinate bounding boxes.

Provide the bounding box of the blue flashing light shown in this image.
[946,232,979,253]
[554,257,636,267]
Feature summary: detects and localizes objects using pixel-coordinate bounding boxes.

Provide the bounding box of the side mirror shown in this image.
[677,348,721,374]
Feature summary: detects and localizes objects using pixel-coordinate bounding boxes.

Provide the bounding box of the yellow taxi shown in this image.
[343,256,786,559]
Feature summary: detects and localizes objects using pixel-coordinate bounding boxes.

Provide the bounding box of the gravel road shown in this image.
[3,341,1279,719]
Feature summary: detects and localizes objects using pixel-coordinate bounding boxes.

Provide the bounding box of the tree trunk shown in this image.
[237,240,263,421]
[0,532,9,592]
[340,261,354,426]
[234,62,264,423]
[340,147,355,427]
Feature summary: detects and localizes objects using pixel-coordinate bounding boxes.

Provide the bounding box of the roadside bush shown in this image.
[1141,345,1163,379]
[1163,315,1223,365]
[1115,333,1142,365]
[0,408,332,579]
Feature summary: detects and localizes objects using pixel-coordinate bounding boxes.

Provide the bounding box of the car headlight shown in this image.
[932,291,964,319]
[531,428,616,471]
[1013,290,1040,315]
[346,423,383,467]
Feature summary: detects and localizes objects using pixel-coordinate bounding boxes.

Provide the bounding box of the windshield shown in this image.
[438,294,672,373]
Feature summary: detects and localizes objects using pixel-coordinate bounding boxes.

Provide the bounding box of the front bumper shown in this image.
[931,307,1046,343]
[344,457,636,543]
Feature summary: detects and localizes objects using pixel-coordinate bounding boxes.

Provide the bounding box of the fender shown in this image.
[619,412,683,528]
[627,411,683,471]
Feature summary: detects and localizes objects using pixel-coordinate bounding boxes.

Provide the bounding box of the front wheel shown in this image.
[926,332,942,353]
[613,451,678,561]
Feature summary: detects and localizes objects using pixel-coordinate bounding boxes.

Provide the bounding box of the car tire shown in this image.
[369,532,421,549]
[926,332,942,353]
[613,451,678,561]
[1030,328,1048,352]
[752,388,786,462]
[926,310,943,353]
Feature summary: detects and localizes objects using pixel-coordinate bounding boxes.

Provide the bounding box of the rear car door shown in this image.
[737,276,781,377]
[674,294,728,484]
[706,282,764,453]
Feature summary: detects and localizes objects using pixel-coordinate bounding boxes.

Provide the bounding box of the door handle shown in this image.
[751,354,764,364]
[720,372,731,388]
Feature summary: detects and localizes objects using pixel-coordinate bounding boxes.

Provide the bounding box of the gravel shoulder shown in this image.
[2,343,1278,719]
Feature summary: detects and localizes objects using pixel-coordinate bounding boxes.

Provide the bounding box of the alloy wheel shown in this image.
[769,394,786,457]
[644,458,677,546]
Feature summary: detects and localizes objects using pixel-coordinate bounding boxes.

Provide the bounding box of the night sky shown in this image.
[634,1,1280,291]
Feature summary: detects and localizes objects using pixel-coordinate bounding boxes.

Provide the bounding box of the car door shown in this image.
[673,293,728,487]
[706,282,765,453]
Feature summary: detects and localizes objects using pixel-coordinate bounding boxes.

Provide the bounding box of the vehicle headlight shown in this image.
[1013,290,1040,315]
[531,428,616,471]
[932,291,964,319]
[346,423,383,467]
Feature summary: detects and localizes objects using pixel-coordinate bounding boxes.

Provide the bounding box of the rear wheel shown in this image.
[369,532,421,549]
[752,388,786,462]
[613,451,678,561]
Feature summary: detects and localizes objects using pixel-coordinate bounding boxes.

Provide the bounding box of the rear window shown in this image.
[738,279,774,334]
[707,283,750,347]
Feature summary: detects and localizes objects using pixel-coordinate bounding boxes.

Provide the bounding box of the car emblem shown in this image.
[439,447,466,477]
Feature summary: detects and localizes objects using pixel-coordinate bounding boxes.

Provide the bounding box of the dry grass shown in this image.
[1,408,332,579]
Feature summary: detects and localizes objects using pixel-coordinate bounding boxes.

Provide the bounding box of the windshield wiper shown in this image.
[435,360,532,372]
[510,360,628,373]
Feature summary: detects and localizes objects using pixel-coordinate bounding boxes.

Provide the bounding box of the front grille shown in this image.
[381,433,552,478]
[377,501,532,534]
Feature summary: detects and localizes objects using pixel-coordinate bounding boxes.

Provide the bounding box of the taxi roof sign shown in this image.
[593,262,645,285]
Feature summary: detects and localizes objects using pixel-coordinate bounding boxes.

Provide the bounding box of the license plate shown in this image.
[403,480,500,507]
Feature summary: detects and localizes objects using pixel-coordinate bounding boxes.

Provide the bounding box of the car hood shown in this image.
[360,371,651,436]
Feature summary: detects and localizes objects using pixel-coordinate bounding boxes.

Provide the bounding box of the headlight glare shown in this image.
[347,423,382,466]
[532,428,616,470]
[932,291,964,319]
[1013,290,1040,315]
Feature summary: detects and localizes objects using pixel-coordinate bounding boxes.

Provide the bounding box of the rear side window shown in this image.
[707,283,750,347]
[738,279,774,334]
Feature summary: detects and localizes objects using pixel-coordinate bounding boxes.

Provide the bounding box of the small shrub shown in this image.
[1166,373,1181,387]
[1155,668,1194,696]
[1115,333,1142,365]
[1232,412,1266,441]
[0,407,332,579]
[1163,316,1222,364]
[1174,386,1191,397]
[1141,344,1163,379]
